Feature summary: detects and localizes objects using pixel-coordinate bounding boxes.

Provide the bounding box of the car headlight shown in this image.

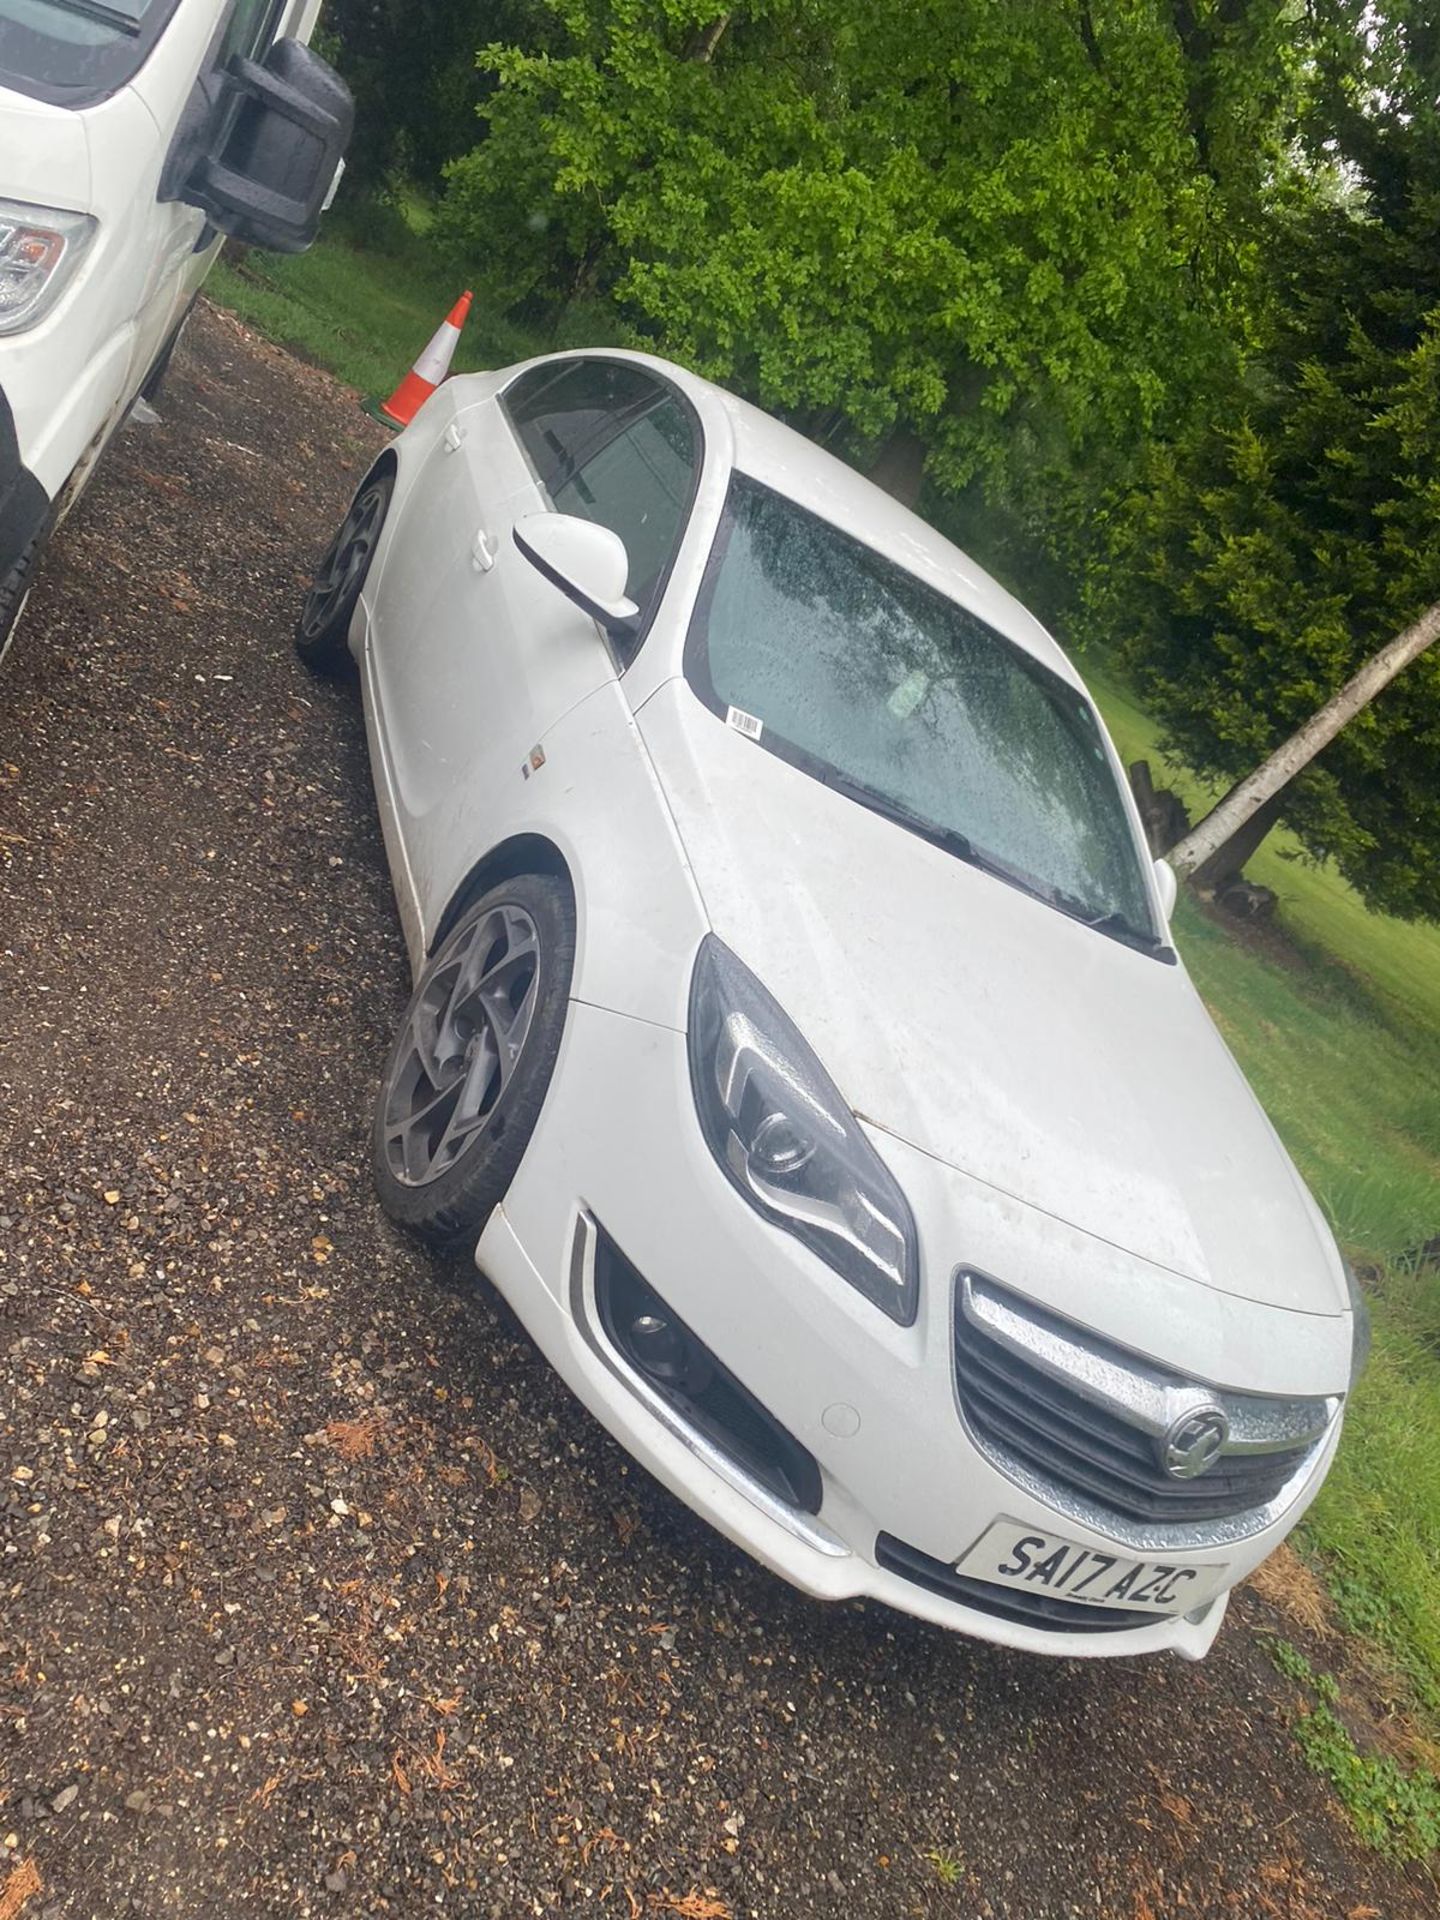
[688,935,919,1325]
[0,200,97,336]
[1344,1261,1372,1390]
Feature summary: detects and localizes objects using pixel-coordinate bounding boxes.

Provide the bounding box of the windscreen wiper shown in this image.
[820,772,1172,960]
[35,0,141,33]
[1046,892,1177,963]
[822,769,986,869]
[1084,910,1177,962]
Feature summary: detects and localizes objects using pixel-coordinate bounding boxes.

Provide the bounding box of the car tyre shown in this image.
[372,873,576,1251]
[295,467,393,672]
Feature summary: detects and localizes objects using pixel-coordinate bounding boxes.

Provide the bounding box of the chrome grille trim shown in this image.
[954,1271,1341,1553]
[961,1276,1336,1451]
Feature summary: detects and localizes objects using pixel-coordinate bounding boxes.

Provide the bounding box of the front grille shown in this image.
[875,1534,1144,1633]
[954,1274,1330,1529]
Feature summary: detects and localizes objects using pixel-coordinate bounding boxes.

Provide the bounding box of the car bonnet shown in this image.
[637,677,1348,1320]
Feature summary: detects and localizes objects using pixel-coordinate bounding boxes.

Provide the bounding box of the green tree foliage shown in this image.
[325,1,555,189]
[1091,1,1440,918]
[437,1,1302,506]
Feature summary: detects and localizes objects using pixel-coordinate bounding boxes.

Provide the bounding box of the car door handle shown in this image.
[443,422,466,453]
[471,529,496,572]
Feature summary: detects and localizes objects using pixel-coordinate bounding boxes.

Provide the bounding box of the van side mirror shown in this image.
[185,39,353,254]
[513,513,640,641]
[1153,857,1178,921]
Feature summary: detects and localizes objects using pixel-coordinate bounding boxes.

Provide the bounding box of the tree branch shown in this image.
[684,13,732,63]
[1169,0,1216,179]
[1076,0,1103,70]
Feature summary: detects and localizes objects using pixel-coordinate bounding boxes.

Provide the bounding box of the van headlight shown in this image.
[0,200,97,335]
[688,935,919,1325]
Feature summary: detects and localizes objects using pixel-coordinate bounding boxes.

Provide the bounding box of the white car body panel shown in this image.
[635,676,1346,1319]
[480,1194,1240,1655]
[1,74,204,507]
[476,998,1337,1659]
[0,0,336,582]
[342,348,1358,1659]
[370,396,618,908]
[2,84,90,189]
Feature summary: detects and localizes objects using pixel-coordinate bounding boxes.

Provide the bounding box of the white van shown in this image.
[0,0,351,659]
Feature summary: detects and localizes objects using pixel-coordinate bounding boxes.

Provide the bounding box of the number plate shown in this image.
[955,1519,1230,1616]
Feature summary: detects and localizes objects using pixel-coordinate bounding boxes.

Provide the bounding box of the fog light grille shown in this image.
[593,1229,823,1515]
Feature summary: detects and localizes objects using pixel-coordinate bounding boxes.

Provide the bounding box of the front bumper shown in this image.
[476,999,1334,1659]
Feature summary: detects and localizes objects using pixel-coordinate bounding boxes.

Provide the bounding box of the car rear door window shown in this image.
[503,359,698,644]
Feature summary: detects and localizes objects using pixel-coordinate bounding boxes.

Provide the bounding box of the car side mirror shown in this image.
[185,39,353,254]
[1153,857,1178,921]
[513,513,640,641]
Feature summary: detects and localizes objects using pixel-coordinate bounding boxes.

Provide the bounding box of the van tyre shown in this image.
[372,873,576,1251]
[295,468,393,671]
[0,527,44,670]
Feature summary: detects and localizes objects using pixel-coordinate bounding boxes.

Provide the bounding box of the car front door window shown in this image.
[504,359,698,655]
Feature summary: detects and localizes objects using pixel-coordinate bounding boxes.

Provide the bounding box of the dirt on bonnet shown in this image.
[0,298,1431,1920]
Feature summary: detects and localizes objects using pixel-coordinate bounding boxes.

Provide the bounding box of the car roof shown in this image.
[534,348,1085,691]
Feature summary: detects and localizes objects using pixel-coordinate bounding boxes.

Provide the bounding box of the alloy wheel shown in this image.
[380,903,542,1187]
[300,481,387,642]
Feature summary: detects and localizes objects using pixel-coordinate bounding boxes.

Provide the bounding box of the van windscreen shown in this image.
[0,0,179,106]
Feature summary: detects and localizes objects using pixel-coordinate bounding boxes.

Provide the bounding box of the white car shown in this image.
[0,0,350,661]
[297,349,1368,1660]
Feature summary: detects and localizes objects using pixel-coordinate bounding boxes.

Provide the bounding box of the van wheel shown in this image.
[0,528,45,670]
[295,468,393,671]
[372,874,576,1252]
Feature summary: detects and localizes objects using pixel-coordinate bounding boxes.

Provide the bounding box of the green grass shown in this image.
[925,1848,966,1888]
[1164,898,1440,1261]
[1085,657,1440,1725]
[202,231,1440,1744]
[1311,1279,1440,1719]
[1087,659,1440,1057]
[207,233,522,403]
[1181,901,1440,1719]
[1088,656,1440,1261]
[1265,1640,1440,1860]
[206,199,624,405]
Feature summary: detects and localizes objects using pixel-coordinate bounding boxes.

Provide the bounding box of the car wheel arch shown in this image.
[357,446,399,499]
[430,834,575,958]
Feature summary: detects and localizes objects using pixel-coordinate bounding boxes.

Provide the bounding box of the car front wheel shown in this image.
[371,873,576,1250]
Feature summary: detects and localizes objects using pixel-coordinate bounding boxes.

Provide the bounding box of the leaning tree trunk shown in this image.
[1188,789,1285,893]
[1168,599,1440,881]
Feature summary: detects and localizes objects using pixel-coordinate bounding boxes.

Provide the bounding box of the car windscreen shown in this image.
[685,475,1161,947]
[0,0,178,105]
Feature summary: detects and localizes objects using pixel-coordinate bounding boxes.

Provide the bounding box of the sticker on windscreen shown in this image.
[887,668,930,719]
[726,706,764,742]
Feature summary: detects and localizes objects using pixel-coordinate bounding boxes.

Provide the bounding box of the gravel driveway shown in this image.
[0,300,1429,1920]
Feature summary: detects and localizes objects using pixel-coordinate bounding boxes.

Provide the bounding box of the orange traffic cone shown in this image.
[374,291,472,429]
